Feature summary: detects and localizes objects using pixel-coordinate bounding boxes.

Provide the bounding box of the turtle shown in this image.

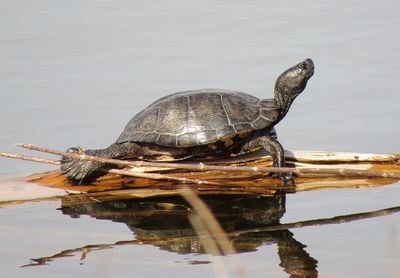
[61,58,314,183]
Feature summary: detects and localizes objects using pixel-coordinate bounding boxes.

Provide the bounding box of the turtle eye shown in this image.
[299,62,308,70]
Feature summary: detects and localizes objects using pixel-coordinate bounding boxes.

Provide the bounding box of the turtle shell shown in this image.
[116,89,279,148]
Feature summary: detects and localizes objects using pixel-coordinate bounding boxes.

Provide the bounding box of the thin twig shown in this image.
[0,151,59,165]
[15,143,400,179]
[109,168,223,186]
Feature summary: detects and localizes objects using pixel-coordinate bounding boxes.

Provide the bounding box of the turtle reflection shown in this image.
[61,194,318,277]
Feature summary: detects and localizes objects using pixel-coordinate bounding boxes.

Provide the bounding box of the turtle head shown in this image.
[274,58,314,111]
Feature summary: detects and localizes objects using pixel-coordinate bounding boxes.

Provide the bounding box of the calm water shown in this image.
[1,1,399,277]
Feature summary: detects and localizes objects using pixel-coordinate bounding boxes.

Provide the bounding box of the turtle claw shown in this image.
[270,172,295,185]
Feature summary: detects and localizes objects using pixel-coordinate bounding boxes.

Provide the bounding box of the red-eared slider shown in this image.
[61,58,314,183]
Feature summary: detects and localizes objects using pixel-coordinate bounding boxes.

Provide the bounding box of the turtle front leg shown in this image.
[238,135,293,183]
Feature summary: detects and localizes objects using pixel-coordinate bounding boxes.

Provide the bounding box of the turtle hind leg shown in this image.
[60,142,145,183]
[60,146,109,183]
[238,135,293,183]
[61,142,193,183]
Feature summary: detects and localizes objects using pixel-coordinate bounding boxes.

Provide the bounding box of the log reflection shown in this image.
[58,194,318,277]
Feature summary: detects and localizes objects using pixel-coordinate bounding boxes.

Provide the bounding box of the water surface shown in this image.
[1,1,399,277]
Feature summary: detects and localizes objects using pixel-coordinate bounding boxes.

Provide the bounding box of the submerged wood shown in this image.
[14,143,400,179]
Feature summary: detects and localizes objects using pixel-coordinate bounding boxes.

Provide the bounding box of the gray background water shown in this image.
[0,1,399,277]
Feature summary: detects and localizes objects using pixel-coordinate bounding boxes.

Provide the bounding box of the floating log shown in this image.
[0,144,399,205]
[14,144,400,179]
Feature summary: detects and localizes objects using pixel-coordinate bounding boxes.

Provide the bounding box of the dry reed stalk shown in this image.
[179,188,247,278]
[188,214,230,278]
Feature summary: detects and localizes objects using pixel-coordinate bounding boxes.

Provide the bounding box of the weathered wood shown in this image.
[284,150,400,163]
